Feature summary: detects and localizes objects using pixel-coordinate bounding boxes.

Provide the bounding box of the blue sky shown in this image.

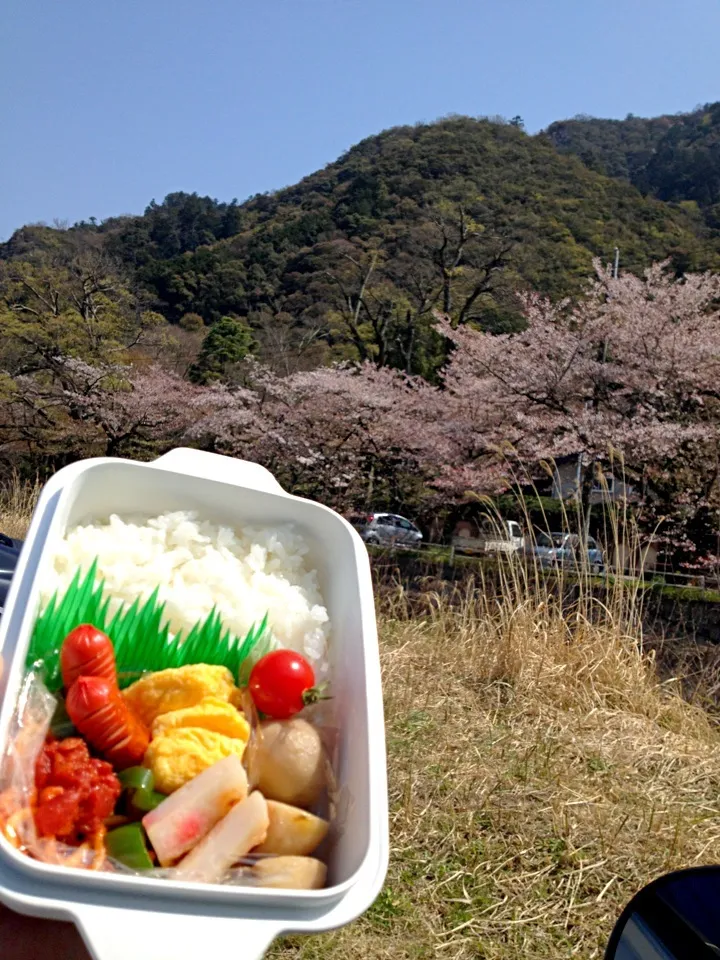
[1,0,718,239]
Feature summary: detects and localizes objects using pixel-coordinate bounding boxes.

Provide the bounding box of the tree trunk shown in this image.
[366,461,375,506]
[105,434,122,457]
[442,273,452,315]
[404,310,415,375]
[579,456,595,542]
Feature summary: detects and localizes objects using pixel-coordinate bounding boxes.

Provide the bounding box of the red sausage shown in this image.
[65,676,150,770]
[61,625,117,690]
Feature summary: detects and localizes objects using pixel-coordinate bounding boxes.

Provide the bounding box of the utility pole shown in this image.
[582,454,593,545]
[582,248,619,548]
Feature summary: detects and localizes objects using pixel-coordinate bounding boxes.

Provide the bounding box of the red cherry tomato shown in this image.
[248,650,318,719]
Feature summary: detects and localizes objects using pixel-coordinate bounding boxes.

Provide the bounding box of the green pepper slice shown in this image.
[118,767,154,792]
[51,719,77,739]
[131,788,166,812]
[105,824,153,870]
[50,701,77,739]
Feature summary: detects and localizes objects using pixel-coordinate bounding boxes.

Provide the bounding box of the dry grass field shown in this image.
[270,580,720,959]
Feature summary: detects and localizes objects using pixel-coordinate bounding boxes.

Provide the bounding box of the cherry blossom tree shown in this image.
[3,256,720,562]
[0,350,438,509]
[0,359,227,462]
[62,360,231,456]
[187,360,444,509]
[431,260,720,554]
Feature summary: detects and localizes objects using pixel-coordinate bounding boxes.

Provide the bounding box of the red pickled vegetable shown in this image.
[33,738,121,843]
[65,676,150,770]
[61,624,117,690]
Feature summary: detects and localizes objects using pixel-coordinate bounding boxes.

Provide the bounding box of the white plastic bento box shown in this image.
[0,449,389,960]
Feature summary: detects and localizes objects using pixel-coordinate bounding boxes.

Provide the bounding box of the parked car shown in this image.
[350,512,423,549]
[0,533,22,615]
[451,518,524,557]
[528,532,604,574]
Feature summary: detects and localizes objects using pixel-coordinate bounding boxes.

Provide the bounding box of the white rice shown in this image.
[42,511,330,669]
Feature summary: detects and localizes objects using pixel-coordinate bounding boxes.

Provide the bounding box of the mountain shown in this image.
[544,113,682,181]
[546,103,720,228]
[2,115,719,378]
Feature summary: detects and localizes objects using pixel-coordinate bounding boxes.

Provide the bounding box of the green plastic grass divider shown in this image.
[28,561,270,691]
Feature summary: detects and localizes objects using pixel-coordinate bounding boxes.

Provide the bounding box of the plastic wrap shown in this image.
[0,670,106,869]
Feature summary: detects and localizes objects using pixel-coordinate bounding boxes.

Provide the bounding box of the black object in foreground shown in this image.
[0,535,22,615]
[605,865,720,959]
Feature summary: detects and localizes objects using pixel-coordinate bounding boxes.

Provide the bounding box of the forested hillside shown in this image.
[546,102,720,229]
[3,115,717,379]
[545,112,685,181]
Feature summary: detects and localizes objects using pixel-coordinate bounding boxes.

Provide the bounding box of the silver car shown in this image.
[529,532,605,574]
[352,513,423,548]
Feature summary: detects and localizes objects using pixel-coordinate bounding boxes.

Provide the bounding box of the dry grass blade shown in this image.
[0,475,42,541]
